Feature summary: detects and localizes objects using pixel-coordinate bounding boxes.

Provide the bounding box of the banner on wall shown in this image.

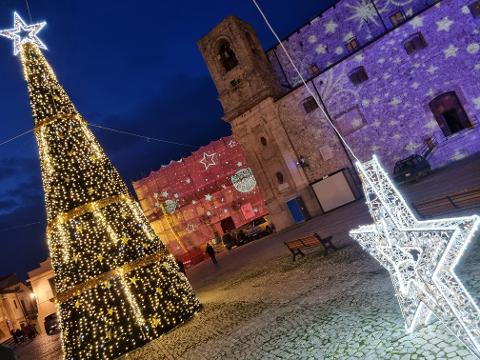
[241,203,256,220]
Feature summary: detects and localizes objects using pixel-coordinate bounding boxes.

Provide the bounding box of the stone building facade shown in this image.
[198,0,480,230]
[0,274,37,341]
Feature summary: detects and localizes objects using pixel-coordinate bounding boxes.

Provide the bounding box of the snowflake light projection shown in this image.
[231,168,257,193]
[350,156,480,357]
[345,0,380,29]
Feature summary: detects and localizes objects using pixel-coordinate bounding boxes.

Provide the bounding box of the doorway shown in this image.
[287,197,311,224]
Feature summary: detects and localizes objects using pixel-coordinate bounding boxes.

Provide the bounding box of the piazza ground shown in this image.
[15,155,480,359]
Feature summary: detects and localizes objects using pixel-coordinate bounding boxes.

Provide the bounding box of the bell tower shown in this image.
[198,16,281,121]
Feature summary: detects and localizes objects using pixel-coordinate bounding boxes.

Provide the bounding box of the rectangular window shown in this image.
[389,10,406,27]
[303,96,319,114]
[308,64,320,76]
[469,0,480,17]
[345,37,359,53]
[404,33,427,55]
[348,66,369,85]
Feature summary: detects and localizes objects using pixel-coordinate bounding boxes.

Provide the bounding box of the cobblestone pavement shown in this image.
[17,238,480,360]
[124,238,480,360]
[15,156,480,360]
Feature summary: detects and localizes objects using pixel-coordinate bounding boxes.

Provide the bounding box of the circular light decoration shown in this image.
[231,168,257,193]
[164,199,177,214]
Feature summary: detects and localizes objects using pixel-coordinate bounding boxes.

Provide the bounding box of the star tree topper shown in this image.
[350,156,480,357]
[0,12,47,56]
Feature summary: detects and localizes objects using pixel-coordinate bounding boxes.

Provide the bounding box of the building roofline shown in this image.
[264,0,343,53]
[133,135,234,184]
[272,0,441,103]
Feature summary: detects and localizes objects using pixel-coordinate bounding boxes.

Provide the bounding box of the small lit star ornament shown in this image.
[0,12,47,56]
[200,152,216,170]
[350,156,480,357]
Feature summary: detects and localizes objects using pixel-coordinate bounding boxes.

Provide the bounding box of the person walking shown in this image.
[205,243,217,265]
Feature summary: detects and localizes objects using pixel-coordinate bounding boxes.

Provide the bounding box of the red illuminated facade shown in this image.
[133,136,268,263]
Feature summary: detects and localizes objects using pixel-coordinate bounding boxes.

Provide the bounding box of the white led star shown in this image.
[204,194,212,201]
[350,156,480,358]
[0,12,47,56]
[199,152,216,170]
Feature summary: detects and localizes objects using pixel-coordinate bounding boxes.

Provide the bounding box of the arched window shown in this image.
[429,92,472,136]
[260,136,267,146]
[275,172,284,184]
[217,40,238,72]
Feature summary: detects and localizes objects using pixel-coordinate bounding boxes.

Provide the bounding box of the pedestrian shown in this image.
[10,330,18,344]
[205,243,217,265]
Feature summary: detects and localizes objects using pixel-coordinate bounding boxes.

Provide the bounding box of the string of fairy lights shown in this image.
[1,12,201,359]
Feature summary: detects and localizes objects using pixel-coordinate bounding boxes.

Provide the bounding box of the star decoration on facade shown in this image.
[467,43,480,55]
[315,43,327,54]
[205,194,213,201]
[410,16,424,29]
[426,65,438,74]
[444,44,458,58]
[200,152,216,170]
[350,156,480,358]
[436,16,454,32]
[0,12,47,56]
[324,19,338,34]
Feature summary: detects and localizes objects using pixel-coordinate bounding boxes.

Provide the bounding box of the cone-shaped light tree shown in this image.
[1,13,201,359]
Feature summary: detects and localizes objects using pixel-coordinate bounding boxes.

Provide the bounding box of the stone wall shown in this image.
[267,0,438,88]
[274,0,480,174]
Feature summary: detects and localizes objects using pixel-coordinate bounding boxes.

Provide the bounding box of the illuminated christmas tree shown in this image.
[1,13,201,359]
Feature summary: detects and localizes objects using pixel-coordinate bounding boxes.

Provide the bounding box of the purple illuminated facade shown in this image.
[269,0,480,170]
[199,0,480,229]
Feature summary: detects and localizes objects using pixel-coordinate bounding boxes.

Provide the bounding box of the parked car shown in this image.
[222,232,237,250]
[393,154,431,184]
[244,217,273,239]
[44,313,60,335]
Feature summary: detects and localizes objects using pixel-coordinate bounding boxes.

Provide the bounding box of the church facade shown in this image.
[198,0,480,230]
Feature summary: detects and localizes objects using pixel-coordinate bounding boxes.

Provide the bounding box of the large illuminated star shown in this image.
[350,156,480,357]
[0,12,47,56]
